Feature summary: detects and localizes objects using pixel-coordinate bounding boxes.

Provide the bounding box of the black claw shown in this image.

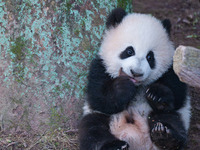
[120,143,129,150]
[145,84,175,112]
[151,122,171,140]
[101,140,129,150]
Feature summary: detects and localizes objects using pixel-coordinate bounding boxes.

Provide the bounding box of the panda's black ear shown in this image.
[162,19,171,36]
[106,8,127,29]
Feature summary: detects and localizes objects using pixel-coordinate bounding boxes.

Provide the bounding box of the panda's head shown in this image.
[99,8,174,86]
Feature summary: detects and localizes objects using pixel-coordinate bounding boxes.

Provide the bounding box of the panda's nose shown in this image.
[130,69,143,77]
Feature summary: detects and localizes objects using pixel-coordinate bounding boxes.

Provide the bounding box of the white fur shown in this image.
[99,13,174,85]
[178,95,191,131]
[83,102,92,115]
[109,87,191,150]
[110,90,159,150]
[83,102,103,116]
[84,12,191,150]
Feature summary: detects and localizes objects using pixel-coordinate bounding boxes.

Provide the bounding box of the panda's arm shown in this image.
[87,56,136,114]
[146,67,187,111]
[157,67,187,110]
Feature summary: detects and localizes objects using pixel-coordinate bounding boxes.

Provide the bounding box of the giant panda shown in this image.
[79,8,191,150]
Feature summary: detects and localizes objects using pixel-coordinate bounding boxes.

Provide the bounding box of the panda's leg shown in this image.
[79,113,129,150]
[148,112,187,150]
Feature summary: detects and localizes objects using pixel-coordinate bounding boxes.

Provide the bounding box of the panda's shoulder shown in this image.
[89,56,105,75]
[156,66,188,109]
[158,66,185,88]
[88,55,112,83]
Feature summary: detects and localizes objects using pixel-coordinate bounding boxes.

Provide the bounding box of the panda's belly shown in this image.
[110,99,159,150]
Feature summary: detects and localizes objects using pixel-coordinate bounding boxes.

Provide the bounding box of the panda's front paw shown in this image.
[112,76,136,104]
[145,84,174,112]
[101,140,129,150]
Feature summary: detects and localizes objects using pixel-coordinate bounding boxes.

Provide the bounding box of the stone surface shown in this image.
[0,0,132,133]
[173,45,200,88]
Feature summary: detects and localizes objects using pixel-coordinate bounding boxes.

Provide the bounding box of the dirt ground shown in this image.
[133,0,200,149]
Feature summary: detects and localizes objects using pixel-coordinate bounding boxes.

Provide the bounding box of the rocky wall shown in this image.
[0,0,132,133]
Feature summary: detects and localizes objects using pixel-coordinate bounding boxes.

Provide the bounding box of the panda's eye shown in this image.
[126,47,135,56]
[146,51,155,69]
[120,46,135,59]
[146,51,154,61]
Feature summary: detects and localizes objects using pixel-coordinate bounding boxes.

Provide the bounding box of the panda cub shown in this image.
[79,8,191,150]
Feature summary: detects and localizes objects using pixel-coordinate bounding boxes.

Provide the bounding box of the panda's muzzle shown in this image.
[130,69,143,77]
[119,68,142,84]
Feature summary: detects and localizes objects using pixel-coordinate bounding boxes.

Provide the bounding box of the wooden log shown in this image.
[173,45,200,88]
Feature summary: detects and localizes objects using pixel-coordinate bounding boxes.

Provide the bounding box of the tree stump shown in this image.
[173,45,200,88]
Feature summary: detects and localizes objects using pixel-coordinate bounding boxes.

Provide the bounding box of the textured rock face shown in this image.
[0,0,132,133]
[173,46,200,88]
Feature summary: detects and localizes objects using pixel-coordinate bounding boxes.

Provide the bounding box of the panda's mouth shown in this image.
[119,68,140,84]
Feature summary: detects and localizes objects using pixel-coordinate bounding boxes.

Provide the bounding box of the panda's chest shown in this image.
[109,89,156,150]
[111,88,152,128]
[128,88,152,116]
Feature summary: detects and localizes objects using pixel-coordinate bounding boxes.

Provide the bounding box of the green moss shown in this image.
[186,34,198,39]
[10,37,27,83]
[60,0,73,14]
[117,0,132,12]
[13,64,25,83]
[49,107,68,129]
[62,82,70,89]
[55,27,64,35]
[10,97,23,104]
[51,82,72,99]
[49,108,61,128]
[77,71,87,78]
[80,20,86,28]
[192,12,200,26]
[25,0,32,8]
[10,37,26,61]
[65,0,72,11]
[74,29,80,36]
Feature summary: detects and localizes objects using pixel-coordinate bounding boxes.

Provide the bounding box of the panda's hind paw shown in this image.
[100,140,129,150]
[151,122,171,141]
[150,122,185,149]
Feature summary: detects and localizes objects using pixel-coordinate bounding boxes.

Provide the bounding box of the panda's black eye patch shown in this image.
[146,51,155,69]
[120,46,135,59]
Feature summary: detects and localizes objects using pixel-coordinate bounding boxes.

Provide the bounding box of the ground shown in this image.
[133,0,200,149]
[0,0,199,149]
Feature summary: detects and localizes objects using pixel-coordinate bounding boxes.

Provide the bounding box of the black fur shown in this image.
[148,112,187,150]
[120,46,135,59]
[81,57,188,150]
[87,56,136,114]
[162,19,171,36]
[146,51,155,69]
[155,67,187,110]
[79,8,188,150]
[146,67,188,149]
[146,83,175,112]
[106,8,127,29]
[101,140,129,150]
[79,113,129,150]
